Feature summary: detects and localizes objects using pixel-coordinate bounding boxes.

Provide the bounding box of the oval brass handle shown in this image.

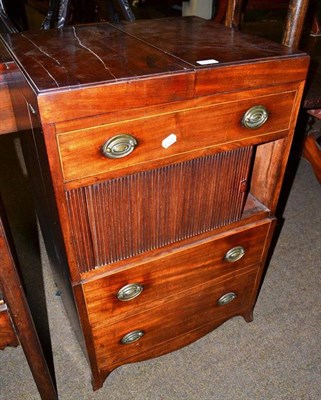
[242,105,269,129]
[117,283,144,302]
[101,134,138,159]
[120,330,145,344]
[224,246,245,263]
[217,292,237,306]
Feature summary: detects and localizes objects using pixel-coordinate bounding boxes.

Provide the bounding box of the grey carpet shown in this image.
[0,135,320,399]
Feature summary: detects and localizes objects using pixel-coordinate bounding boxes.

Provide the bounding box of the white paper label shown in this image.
[196,59,219,65]
[162,133,177,149]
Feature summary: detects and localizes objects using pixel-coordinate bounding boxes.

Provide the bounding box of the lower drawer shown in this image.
[92,266,258,369]
[83,219,272,325]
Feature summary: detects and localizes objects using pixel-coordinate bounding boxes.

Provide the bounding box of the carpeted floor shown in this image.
[0,128,321,399]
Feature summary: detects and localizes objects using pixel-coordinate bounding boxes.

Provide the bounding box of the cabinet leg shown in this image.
[91,370,112,391]
[242,309,254,323]
[302,130,321,184]
[91,377,104,391]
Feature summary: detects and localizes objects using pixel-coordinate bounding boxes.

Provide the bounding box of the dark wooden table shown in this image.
[0,197,58,400]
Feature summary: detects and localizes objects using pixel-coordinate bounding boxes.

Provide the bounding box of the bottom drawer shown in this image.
[92,266,258,370]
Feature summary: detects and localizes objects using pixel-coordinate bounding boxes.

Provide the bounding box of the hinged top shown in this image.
[0,16,308,94]
[1,20,191,93]
[0,17,310,124]
[116,17,304,67]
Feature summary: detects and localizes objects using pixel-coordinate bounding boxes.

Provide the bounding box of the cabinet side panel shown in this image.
[250,81,306,213]
[19,121,86,352]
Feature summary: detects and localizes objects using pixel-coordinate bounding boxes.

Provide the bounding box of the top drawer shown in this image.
[57,88,296,185]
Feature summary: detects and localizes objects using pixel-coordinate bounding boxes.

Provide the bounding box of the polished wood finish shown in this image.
[303,109,321,183]
[303,129,321,183]
[311,13,321,35]
[0,18,309,122]
[0,17,309,390]
[282,0,309,48]
[58,86,296,186]
[0,78,16,135]
[0,199,58,400]
[0,42,32,134]
[0,302,19,349]
[0,45,17,135]
[225,0,245,29]
[93,266,258,368]
[83,219,272,323]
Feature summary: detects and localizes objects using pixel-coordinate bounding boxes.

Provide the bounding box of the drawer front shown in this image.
[58,90,296,183]
[83,220,272,326]
[92,267,258,369]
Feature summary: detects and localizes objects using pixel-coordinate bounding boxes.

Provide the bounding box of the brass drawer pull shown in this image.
[224,246,245,262]
[117,283,144,301]
[217,292,237,306]
[120,330,145,344]
[101,134,138,159]
[242,105,269,129]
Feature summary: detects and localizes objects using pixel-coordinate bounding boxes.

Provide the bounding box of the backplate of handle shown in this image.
[217,292,237,306]
[242,105,269,129]
[224,246,245,263]
[120,330,145,344]
[117,283,144,301]
[101,134,137,159]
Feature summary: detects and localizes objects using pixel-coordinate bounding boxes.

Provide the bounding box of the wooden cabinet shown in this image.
[0,17,309,390]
